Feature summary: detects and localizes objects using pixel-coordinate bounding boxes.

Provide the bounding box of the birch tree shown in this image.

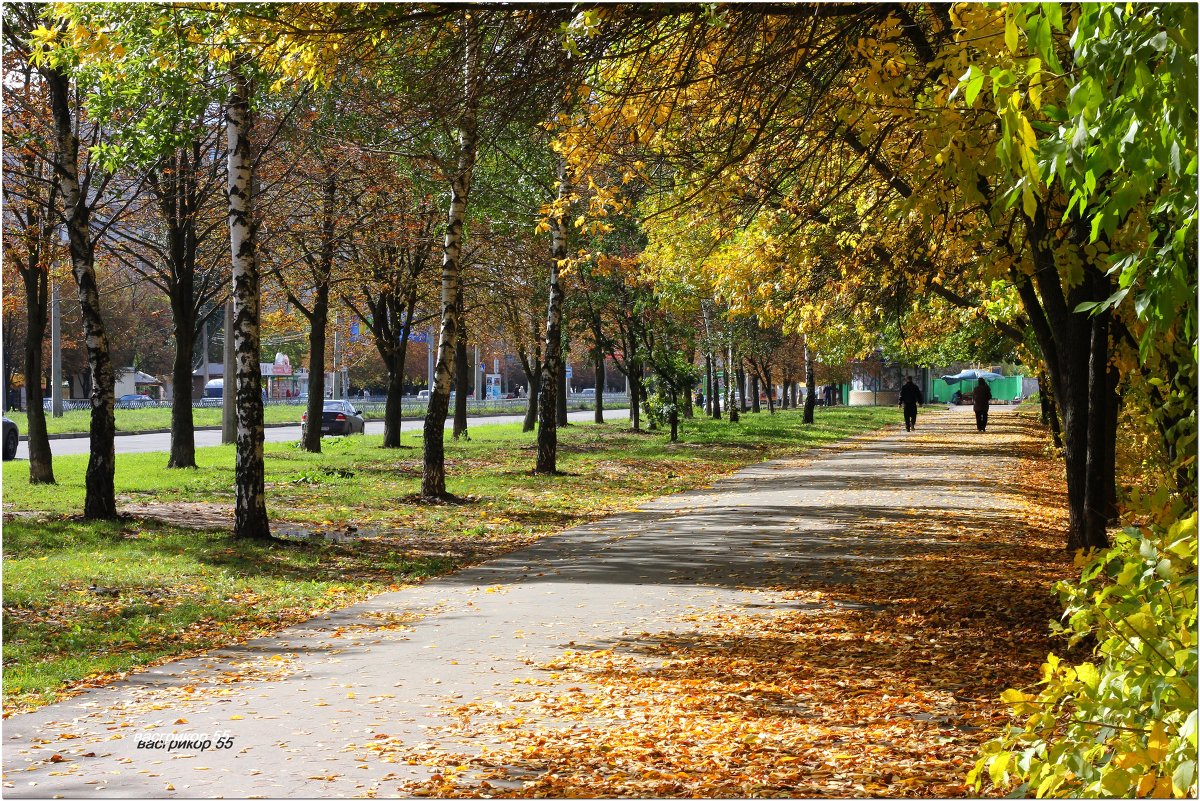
[225,55,270,539]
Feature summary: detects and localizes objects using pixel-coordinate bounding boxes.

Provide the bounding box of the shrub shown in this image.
[970,515,1198,797]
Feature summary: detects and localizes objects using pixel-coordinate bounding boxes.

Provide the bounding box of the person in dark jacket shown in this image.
[898,376,923,431]
[973,377,993,431]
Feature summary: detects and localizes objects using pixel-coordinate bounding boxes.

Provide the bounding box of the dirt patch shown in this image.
[118,500,234,530]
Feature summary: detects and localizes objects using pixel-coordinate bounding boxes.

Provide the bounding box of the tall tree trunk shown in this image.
[704,354,713,416]
[382,301,414,448]
[1102,360,1120,520]
[423,17,478,499]
[711,360,722,419]
[1038,368,1063,448]
[668,385,679,442]
[781,379,791,410]
[302,283,330,453]
[1085,306,1118,530]
[803,338,817,424]
[737,362,748,411]
[301,168,339,452]
[630,364,642,431]
[167,293,197,468]
[519,345,540,432]
[535,208,566,472]
[453,287,469,439]
[46,64,114,517]
[751,374,760,413]
[592,320,605,424]
[227,59,270,539]
[160,144,204,471]
[764,368,775,414]
[22,266,54,483]
[1014,210,1111,551]
[383,348,406,447]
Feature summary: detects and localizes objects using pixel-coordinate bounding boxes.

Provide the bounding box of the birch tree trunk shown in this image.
[226,58,270,540]
[422,18,478,498]
[535,170,568,474]
[46,65,114,517]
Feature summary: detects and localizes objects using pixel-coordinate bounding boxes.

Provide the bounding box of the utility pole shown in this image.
[51,280,62,417]
[200,314,209,403]
[221,301,235,444]
[427,326,435,390]
[475,344,482,400]
[333,314,341,399]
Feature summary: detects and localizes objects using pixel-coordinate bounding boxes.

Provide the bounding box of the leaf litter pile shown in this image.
[362,414,1076,797]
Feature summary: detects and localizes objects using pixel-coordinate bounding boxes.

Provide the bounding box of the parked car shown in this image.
[116,393,155,409]
[417,389,431,400]
[3,416,17,460]
[302,399,365,436]
[579,388,596,398]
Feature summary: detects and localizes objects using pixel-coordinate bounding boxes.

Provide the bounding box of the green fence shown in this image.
[930,375,1024,403]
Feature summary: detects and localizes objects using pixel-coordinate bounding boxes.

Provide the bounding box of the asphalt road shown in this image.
[13,408,630,459]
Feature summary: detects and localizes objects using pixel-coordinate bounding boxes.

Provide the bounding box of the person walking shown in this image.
[898,376,923,431]
[973,377,993,431]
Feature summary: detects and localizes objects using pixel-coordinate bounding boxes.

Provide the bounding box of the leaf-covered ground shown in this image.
[354,412,1077,798]
[2,408,894,713]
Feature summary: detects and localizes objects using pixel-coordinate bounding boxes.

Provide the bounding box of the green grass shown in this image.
[2,406,898,711]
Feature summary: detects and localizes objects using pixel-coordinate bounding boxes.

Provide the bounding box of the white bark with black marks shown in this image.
[226,59,270,540]
[423,16,479,498]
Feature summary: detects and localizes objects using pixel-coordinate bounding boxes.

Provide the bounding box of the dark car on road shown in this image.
[3,416,17,460]
[302,399,365,436]
[116,393,155,409]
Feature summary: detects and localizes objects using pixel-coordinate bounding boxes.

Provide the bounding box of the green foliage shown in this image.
[967,8,1200,795]
[970,514,1198,798]
[1018,2,1198,487]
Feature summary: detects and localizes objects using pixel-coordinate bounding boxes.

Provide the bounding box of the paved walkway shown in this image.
[3,407,1025,798]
